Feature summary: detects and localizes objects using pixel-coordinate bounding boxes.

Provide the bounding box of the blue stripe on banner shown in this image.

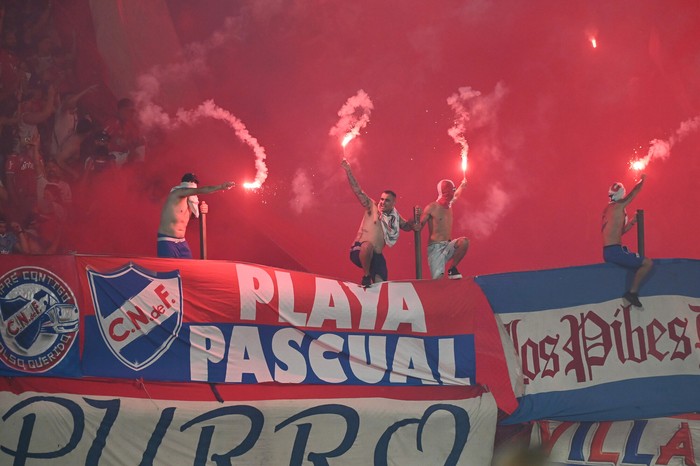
[83,320,476,386]
[475,259,700,314]
[0,343,81,377]
[91,272,151,318]
[502,374,700,424]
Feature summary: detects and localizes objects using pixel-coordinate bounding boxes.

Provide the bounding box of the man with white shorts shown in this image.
[419,179,469,279]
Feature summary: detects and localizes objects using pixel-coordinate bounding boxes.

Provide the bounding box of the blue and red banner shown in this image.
[476,259,700,424]
[0,255,516,413]
[76,256,516,411]
[0,254,517,465]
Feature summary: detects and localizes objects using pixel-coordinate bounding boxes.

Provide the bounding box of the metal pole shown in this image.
[199,202,208,260]
[414,205,422,279]
[636,209,645,258]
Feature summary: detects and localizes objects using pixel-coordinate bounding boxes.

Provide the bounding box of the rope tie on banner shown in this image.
[135,377,159,410]
[209,383,224,403]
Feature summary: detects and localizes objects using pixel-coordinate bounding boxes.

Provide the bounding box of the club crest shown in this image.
[87,263,182,370]
[0,267,79,373]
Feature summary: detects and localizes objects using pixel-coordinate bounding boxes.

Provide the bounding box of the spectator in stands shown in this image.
[83,144,116,179]
[602,174,653,308]
[104,97,146,166]
[5,133,40,219]
[79,144,116,218]
[418,178,470,280]
[54,116,91,181]
[16,79,56,152]
[0,216,21,254]
[157,173,234,259]
[36,157,72,214]
[14,210,63,255]
[50,84,97,158]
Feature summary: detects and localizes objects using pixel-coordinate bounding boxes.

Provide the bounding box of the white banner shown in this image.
[0,390,497,465]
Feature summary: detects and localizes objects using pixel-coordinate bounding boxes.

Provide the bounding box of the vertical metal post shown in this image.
[199,205,208,260]
[414,205,422,279]
[636,209,645,258]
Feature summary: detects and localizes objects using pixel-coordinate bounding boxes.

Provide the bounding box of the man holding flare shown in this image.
[341,158,417,288]
[601,174,653,308]
[418,178,470,280]
[157,173,235,259]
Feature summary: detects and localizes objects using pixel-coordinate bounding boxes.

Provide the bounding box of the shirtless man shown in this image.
[419,179,470,279]
[157,173,234,259]
[601,174,653,308]
[341,159,415,287]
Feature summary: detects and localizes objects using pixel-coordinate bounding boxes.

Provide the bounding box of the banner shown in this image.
[534,415,700,465]
[0,377,497,466]
[0,255,81,378]
[476,259,700,424]
[76,256,517,412]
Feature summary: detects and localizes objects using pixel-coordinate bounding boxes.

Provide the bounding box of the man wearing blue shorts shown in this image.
[601,174,653,307]
[341,159,416,288]
[157,173,234,259]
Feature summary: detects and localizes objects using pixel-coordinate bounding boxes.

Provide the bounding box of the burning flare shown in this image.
[243,181,261,190]
[629,159,646,172]
[341,132,355,148]
[629,115,700,172]
[447,87,481,179]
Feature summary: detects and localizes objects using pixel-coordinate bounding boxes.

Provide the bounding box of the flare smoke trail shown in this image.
[329,89,374,148]
[447,83,508,165]
[290,169,314,214]
[177,101,268,187]
[447,86,481,164]
[449,83,510,239]
[469,184,508,239]
[632,116,700,170]
[131,17,268,188]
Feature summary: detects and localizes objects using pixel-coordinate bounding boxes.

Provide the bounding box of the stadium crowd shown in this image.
[0,0,146,255]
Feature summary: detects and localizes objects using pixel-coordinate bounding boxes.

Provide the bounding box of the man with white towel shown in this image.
[341,159,416,287]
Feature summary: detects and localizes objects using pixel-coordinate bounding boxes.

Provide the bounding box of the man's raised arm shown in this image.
[341,159,372,210]
[175,181,235,198]
[453,179,468,202]
[620,174,646,206]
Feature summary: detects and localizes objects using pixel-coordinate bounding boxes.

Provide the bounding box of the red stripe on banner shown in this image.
[0,376,487,402]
